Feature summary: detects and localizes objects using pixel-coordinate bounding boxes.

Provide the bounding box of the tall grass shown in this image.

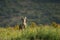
[0,24,60,40]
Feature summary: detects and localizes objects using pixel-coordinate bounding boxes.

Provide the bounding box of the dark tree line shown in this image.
[0,0,60,27]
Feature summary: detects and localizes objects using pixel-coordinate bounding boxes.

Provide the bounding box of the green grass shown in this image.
[0,25,60,40]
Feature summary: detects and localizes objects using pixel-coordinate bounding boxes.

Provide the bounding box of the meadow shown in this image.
[0,23,60,40]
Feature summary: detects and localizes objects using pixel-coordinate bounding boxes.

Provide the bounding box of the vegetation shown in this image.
[0,0,60,40]
[0,22,60,40]
[0,0,60,26]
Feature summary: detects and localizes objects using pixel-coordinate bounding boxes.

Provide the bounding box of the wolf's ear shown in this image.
[24,16,27,19]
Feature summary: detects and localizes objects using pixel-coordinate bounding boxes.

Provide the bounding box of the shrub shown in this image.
[30,22,38,28]
[51,22,58,28]
[14,24,19,30]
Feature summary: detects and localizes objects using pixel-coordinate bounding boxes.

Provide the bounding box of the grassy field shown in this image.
[0,24,60,40]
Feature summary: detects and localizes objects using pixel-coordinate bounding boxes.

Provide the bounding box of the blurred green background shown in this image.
[0,0,60,27]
